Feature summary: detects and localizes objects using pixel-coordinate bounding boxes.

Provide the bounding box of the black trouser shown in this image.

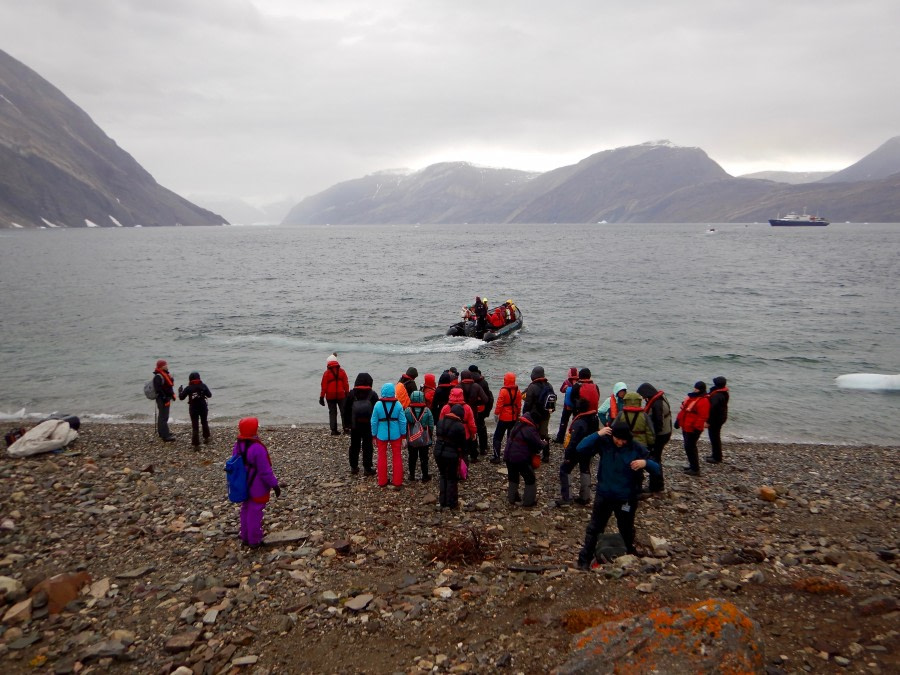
[578,496,638,565]
[156,399,171,439]
[506,460,536,487]
[492,420,515,459]
[682,430,702,471]
[555,406,572,442]
[408,444,431,480]
[188,403,210,446]
[436,454,459,507]
[348,428,374,472]
[648,433,670,491]
[326,397,346,433]
[467,438,479,463]
[708,424,724,461]
[475,412,489,453]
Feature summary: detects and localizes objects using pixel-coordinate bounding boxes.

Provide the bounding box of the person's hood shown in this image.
[530,366,546,381]
[503,372,517,387]
[438,371,456,386]
[460,370,474,382]
[623,391,644,407]
[410,391,425,404]
[380,382,396,398]
[567,367,578,380]
[449,387,465,404]
[188,371,200,382]
[636,383,658,399]
[613,382,627,396]
[354,372,374,388]
[449,404,465,419]
[424,373,436,388]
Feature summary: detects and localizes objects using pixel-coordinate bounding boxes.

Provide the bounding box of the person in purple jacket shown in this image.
[232,417,280,547]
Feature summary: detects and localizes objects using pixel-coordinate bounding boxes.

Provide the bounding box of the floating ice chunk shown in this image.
[835,373,900,391]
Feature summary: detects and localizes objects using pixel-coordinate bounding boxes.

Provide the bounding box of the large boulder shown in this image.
[554,598,764,674]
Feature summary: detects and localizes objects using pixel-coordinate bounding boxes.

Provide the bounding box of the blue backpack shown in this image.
[225,444,255,503]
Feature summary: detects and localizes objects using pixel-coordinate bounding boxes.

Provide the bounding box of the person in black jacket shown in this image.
[152,359,177,442]
[178,371,212,448]
[636,382,673,493]
[522,365,553,461]
[706,376,730,463]
[503,413,547,507]
[431,370,457,421]
[433,404,467,509]
[459,369,489,463]
[342,372,381,476]
[467,365,494,457]
[556,398,600,506]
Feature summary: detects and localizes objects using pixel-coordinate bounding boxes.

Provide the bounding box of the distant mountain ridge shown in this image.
[0,49,225,228]
[285,137,900,224]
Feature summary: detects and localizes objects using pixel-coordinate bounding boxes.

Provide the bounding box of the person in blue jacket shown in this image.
[574,421,660,569]
[371,383,407,488]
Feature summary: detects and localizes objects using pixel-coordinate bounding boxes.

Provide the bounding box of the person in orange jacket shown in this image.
[674,381,710,476]
[492,372,523,463]
[319,353,350,435]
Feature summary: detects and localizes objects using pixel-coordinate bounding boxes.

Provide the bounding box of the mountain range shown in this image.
[0,49,224,228]
[284,138,900,224]
[2,47,899,228]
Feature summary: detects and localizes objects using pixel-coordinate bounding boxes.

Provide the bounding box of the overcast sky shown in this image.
[1,1,898,205]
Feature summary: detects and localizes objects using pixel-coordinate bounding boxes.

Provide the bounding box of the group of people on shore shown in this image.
[315,353,730,566]
[150,354,730,562]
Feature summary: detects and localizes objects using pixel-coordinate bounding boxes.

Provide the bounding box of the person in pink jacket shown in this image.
[441,387,477,441]
[232,417,280,547]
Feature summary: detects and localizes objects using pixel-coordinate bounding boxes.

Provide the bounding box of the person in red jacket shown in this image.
[319,353,350,435]
[492,372,523,463]
[674,381,710,476]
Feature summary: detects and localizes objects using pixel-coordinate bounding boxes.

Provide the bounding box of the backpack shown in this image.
[352,396,374,427]
[143,379,156,400]
[538,382,557,412]
[225,445,255,503]
[407,408,431,448]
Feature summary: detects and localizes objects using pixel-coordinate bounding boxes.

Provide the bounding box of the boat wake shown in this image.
[834,373,900,392]
[208,333,485,355]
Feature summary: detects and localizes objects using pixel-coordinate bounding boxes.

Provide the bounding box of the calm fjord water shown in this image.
[1,222,898,445]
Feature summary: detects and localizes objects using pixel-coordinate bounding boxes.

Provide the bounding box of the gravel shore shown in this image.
[1,421,897,674]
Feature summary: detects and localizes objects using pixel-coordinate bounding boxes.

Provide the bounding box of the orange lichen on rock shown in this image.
[555,598,765,675]
[790,576,851,595]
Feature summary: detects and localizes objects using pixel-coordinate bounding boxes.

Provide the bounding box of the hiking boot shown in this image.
[330,431,341,436]
[572,496,590,506]
[364,469,376,477]
[489,456,502,464]
[350,467,359,475]
[705,456,722,464]
[682,467,701,476]
[575,559,591,571]
[421,475,432,483]
[555,497,574,507]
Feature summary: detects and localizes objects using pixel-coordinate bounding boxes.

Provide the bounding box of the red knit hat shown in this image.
[156,359,167,369]
[568,367,578,379]
[237,417,259,439]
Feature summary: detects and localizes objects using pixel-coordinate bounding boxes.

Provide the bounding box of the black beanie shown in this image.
[713,376,727,388]
[468,364,480,373]
[406,367,418,379]
[611,421,633,441]
[189,371,200,381]
[578,368,591,379]
[694,381,707,394]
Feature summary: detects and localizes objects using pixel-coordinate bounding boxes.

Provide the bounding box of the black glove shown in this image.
[673,419,680,429]
[273,485,281,498]
[319,397,325,406]
[178,385,184,395]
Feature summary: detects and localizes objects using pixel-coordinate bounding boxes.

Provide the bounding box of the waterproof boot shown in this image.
[556,472,573,506]
[578,473,592,504]
[522,483,537,507]
[507,482,521,505]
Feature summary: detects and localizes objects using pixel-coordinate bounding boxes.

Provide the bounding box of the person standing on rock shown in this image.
[522,366,554,462]
[405,391,435,482]
[636,382,673,493]
[232,417,280,548]
[574,422,660,568]
[503,412,547,507]
[598,382,628,427]
[395,367,418,408]
[468,365,494,458]
[152,359,177,442]
[706,376,730,464]
[554,367,580,443]
[433,403,467,509]
[674,381,710,476]
[492,372,522,464]
[178,371,212,449]
[459,369,489,462]
[319,354,350,435]
[371,383,407,488]
[343,372,380,476]
[556,398,599,507]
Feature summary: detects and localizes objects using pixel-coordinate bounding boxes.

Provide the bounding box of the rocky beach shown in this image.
[1,421,897,674]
